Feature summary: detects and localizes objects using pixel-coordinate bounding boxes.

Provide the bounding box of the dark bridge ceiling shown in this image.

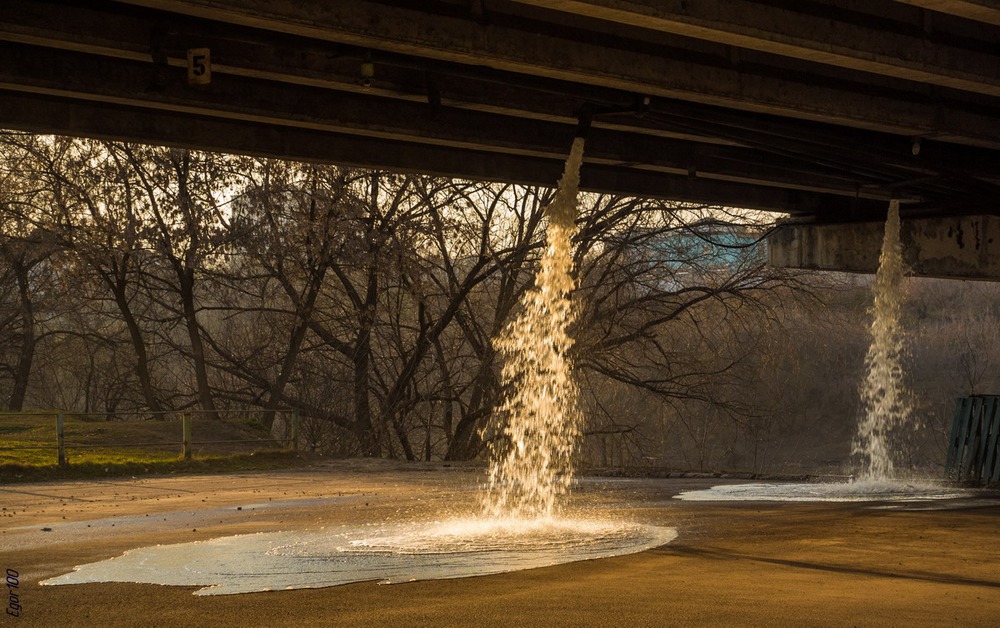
[1,0,999,221]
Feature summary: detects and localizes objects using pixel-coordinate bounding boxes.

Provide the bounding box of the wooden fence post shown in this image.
[56,413,67,467]
[182,412,192,461]
[289,409,300,451]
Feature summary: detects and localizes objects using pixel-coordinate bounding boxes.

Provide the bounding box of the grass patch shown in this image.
[0,450,306,483]
[0,412,304,482]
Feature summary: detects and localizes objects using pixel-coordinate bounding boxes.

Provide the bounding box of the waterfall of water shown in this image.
[38,135,690,598]
[483,137,586,520]
[853,199,911,481]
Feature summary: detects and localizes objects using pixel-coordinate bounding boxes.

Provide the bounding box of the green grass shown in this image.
[0,450,305,483]
[0,412,305,483]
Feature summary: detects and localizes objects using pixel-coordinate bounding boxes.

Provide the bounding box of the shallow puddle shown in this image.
[674,480,967,502]
[42,516,676,595]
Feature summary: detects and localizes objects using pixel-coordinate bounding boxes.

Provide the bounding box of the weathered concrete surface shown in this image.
[106,0,1000,147]
[2,463,999,626]
[893,0,1000,27]
[4,0,999,219]
[768,215,1000,280]
[512,0,1000,96]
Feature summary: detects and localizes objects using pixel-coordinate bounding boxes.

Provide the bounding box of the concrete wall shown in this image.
[768,215,1000,280]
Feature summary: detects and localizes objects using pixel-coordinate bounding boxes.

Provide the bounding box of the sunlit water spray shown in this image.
[41,137,677,596]
[483,136,585,520]
[675,202,958,503]
[853,199,911,481]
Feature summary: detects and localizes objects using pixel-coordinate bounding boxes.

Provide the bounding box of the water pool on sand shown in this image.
[42,517,676,596]
[674,481,966,503]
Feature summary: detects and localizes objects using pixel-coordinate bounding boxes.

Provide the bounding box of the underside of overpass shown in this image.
[1,1,998,277]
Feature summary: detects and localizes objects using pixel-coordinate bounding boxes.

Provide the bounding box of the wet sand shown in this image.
[2,461,998,626]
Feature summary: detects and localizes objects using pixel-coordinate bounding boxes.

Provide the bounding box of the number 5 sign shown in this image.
[187,48,211,85]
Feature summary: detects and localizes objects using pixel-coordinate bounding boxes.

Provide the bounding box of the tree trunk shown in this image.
[391,414,416,461]
[262,266,327,430]
[351,171,382,456]
[7,262,34,411]
[110,271,163,413]
[446,411,486,461]
[178,265,218,419]
[352,325,379,456]
[445,353,495,460]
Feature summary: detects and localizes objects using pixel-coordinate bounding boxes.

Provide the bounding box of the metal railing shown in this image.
[945,395,1000,485]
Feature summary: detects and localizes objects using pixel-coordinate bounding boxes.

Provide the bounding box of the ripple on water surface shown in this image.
[41,517,676,596]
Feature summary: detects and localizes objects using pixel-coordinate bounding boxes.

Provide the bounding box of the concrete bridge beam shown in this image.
[768,214,1000,280]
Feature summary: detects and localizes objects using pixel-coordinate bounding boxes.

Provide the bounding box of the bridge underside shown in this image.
[1,1,999,276]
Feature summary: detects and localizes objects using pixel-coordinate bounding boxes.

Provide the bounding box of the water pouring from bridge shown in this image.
[483,136,586,520]
[853,199,911,481]
[41,135,677,595]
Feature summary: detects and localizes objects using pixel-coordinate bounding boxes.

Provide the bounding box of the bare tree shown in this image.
[3,136,170,412]
[13,131,991,475]
[116,144,236,418]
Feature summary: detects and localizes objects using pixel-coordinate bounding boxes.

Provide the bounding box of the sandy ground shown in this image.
[1,460,999,627]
